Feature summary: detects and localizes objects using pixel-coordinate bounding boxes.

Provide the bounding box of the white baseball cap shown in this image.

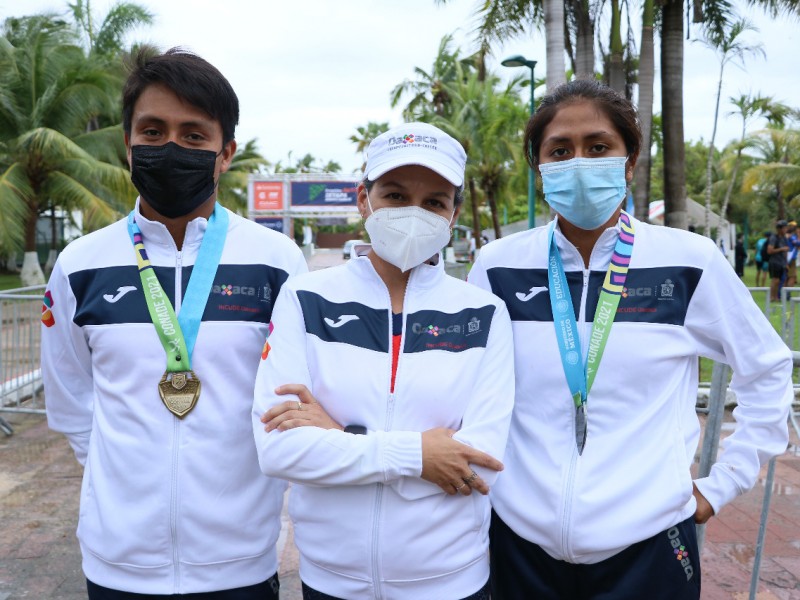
[365,122,467,187]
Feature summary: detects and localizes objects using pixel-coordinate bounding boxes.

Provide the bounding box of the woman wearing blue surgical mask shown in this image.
[468,80,793,600]
[252,123,515,600]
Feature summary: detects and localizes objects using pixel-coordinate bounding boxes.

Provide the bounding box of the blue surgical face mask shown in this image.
[539,156,628,230]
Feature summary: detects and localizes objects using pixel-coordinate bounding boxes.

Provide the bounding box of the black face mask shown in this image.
[130,142,221,219]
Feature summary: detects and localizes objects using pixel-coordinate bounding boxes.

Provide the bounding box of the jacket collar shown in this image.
[133,197,210,251]
[350,243,445,290]
[551,213,633,270]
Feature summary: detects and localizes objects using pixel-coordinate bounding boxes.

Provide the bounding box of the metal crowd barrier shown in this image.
[695,349,800,600]
[0,280,796,597]
[0,285,46,435]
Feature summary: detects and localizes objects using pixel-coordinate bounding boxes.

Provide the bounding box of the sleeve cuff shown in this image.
[375,430,422,481]
[694,465,745,515]
[66,431,91,467]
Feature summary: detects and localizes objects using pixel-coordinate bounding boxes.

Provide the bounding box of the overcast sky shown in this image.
[4,0,799,174]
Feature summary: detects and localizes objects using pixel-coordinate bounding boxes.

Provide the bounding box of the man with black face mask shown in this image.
[41,47,307,599]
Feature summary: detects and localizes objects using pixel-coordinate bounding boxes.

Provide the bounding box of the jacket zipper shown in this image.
[171,250,183,590]
[560,259,591,562]
[370,269,411,599]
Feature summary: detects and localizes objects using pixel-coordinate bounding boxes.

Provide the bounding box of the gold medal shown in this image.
[158,371,201,418]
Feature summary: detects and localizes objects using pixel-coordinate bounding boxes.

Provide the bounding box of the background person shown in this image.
[252,122,514,600]
[785,221,798,288]
[755,230,771,287]
[468,80,793,600]
[42,47,307,599]
[734,234,747,277]
[767,219,789,301]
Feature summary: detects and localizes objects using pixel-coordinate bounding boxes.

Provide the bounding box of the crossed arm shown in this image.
[260,383,504,496]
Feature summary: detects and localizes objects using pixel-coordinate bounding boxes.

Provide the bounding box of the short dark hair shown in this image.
[362,177,465,208]
[122,46,239,144]
[523,79,642,168]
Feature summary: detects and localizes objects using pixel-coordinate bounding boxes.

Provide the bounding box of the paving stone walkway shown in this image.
[1,410,798,599]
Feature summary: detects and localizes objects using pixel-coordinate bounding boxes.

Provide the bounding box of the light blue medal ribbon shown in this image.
[127,203,229,417]
[547,213,635,454]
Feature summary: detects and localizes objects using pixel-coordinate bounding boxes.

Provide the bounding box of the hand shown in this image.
[420,428,503,497]
[261,384,343,432]
[693,483,715,524]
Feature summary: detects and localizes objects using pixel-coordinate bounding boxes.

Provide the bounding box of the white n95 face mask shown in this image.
[364,193,453,272]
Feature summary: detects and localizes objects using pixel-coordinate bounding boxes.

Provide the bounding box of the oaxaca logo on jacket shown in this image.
[405,307,494,354]
[211,279,273,320]
[620,278,676,300]
[214,283,271,302]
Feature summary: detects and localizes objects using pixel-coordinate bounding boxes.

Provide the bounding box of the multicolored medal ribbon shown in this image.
[547,212,635,454]
[127,204,228,418]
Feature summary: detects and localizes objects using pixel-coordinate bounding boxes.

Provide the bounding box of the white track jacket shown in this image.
[42,203,306,594]
[469,216,792,564]
[252,251,514,599]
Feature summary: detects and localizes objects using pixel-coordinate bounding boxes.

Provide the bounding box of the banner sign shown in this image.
[290,181,358,209]
[255,217,284,233]
[252,181,284,211]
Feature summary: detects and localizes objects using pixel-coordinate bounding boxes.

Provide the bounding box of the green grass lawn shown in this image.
[697,263,788,382]
[0,273,23,291]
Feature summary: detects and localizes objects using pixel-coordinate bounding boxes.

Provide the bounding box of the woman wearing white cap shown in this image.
[252,122,514,599]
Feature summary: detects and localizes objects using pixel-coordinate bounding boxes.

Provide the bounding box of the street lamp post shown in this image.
[501,55,538,229]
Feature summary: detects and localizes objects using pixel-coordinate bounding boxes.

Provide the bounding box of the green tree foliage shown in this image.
[434,64,529,241]
[67,0,154,135]
[217,138,271,215]
[68,0,153,58]
[390,34,476,120]
[743,127,800,219]
[391,37,531,238]
[350,121,389,173]
[697,18,764,236]
[273,152,342,175]
[0,14,135,282]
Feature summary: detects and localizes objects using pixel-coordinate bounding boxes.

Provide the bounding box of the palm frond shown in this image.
[0,163,32,253]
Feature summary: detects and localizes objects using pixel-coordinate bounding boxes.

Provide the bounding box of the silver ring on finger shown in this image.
[462,471,479,485]
[297,401,302,411]
[455,482,467,492]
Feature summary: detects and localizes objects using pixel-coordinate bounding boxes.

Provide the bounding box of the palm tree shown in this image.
[742,128,800,219]
[566,0,596,79]
[698,18,764,236]
[273,152,341,175]
[217,138,270,214]
[606,0,625,94]
[435,64,528,241]
[543,0,567,89]
[631,0,655,221]
[390,35,473,120]
[435,0,572,90]
[68,0,153,135]
[68,0,153,58]
[659,0,688,229]
[716,94,780,244]
[0,15,134,284]
[350,121,389,173]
